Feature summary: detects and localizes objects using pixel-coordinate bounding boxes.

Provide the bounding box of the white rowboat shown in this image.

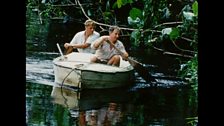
[53,52,135,89]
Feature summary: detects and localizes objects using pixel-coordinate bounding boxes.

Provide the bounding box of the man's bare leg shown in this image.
[107,55,120,67]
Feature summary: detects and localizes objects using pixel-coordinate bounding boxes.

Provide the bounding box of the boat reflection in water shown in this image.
[50,85,131,126]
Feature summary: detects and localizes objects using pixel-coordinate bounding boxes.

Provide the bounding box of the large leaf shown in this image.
[127,17,140,25]
[117,0,123,8]
[115,0,133,8]
[183,11,195,21]
[129,8,142,20]
[169,28,180,41]
[192,1,198,16]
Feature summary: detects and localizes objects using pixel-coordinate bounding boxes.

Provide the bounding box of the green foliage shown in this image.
[95,0,120,25]
[142,0,167,26]
[161,27,172,35]
[130,0,198,95]
[127,7,144,45]
[169,28,180,41]
[41,4,65,18]
[26,0,65,19]
[179,55,198,88]
[192,1,198,16]
[54,105,72,126]
[114,0,134,8]
[183,11,195,21]
[160,27,180,41]
[127,16,144,29]
[117,0,123,8]
[129,8,143,20]
[150,2,197,73]
[26,0,50,51]
[130,30,141,47]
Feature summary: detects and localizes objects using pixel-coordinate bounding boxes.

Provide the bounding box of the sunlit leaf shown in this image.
[127,17,140,25]
[162,28,172,35]
[169,28,180,40]
[183,11,195,21]
[192,1,198,16]
[129,8,142,20]
[117,0,122,8]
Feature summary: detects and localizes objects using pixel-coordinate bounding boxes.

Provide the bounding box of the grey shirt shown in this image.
[91,37,126,61]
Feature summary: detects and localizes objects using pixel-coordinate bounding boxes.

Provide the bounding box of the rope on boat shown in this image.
[61,67,76,90]
[59,66,82,108]
[60,64,83,90]
[59,67,81,107]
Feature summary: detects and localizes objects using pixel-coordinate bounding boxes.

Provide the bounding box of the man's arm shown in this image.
[64,46,73,55]
[70,43,90,49]
[92,36,109,49]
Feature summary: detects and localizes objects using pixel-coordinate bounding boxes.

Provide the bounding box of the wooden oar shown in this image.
[109,41,156,83]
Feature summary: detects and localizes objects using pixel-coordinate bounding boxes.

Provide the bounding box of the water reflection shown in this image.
[26,82,197,126]
[26,82,55,125]
[48,84,197,126]
[51,86,130,125]
[81,102,122,126]
[51,86,79,109]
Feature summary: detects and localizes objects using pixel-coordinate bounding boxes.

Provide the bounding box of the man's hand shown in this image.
[122,52,129,61]
[101,36,110,42]
[64,43,71,49]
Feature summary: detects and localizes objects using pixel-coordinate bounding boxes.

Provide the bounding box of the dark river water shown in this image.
[26,51,197,126]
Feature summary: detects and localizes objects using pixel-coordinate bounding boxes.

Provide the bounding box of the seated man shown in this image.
[90,26,128,67]
[64,19,100,54]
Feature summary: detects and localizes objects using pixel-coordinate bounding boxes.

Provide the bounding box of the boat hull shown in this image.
[81,70,134,89]
[53,52,134,89]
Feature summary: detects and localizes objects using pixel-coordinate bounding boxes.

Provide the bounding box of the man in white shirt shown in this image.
[91,26,129,67]
[64,19,100,54]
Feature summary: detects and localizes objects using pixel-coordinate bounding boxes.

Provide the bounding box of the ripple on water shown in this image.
[26,52,58,86]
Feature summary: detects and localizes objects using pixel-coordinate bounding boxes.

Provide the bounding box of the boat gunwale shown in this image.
[53,55,134,73]
[53,62,134,74]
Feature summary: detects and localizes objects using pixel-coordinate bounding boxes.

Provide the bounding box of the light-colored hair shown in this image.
[84,19,96,27]
[109,26,120,33]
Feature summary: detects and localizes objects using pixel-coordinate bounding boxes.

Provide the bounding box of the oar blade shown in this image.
[128,58,156,83]
[109,41,155,84]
